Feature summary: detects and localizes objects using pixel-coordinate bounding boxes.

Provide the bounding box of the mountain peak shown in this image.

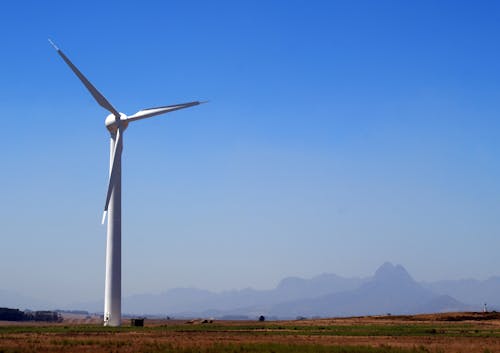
[374,262,413,283]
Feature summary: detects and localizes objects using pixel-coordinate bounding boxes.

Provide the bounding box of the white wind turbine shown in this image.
[50,40,204,326]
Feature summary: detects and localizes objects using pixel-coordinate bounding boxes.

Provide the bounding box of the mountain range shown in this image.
[2,262,497,318]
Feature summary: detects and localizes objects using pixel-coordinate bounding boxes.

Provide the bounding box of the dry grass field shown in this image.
[1,312,500,352]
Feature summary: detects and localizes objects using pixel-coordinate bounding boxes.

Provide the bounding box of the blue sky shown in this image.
[0,0,499,306]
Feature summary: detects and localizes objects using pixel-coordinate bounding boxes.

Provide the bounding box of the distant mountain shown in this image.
[119,262,471,317]
[268,262,471,318]
[11,262,493,318]
[0,289,52,311]
[275,273,364,302]
[417,295,468,314]
[422,277,500,310]
[71,272,365,315]
[119,272,364,315]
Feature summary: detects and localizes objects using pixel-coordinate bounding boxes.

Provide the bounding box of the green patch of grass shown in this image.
[49,338,101,346]
[139,342,443,353]
[0,322,499,338]
[150,323,500,338]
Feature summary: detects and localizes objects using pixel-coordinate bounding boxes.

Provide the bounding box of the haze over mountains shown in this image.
[2,263,497,318]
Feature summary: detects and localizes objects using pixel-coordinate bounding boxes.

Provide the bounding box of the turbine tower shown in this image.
[50,40,204,326]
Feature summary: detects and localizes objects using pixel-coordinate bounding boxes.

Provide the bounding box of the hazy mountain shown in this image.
[118,263,471,317]
[417,294,468,314]
[8,262,489,317]
[0,289,52,311]
[118,273,364,315]
[70,272,365,314]
[275,273,364,301]
[422,277,500,309]
[268,262,470,318]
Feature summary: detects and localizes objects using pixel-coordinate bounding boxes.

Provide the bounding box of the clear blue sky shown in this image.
[0,0,499,306]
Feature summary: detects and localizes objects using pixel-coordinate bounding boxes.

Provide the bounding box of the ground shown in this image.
[1,312,499,352]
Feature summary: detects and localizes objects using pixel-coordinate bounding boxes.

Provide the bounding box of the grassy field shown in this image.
[1,312,499,352]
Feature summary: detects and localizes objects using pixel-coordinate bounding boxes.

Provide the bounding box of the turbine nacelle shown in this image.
[105,113,129,134]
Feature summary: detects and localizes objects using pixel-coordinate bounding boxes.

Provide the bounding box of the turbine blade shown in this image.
[49,39,120,118]
[126,101,206,123]
[102,127,123,224]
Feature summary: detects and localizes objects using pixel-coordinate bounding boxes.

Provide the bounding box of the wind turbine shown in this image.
[50,40,204,326]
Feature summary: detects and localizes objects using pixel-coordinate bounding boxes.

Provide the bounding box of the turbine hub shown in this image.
[105,113,128,134]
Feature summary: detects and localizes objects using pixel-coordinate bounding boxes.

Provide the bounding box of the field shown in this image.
[1,312,500,352]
